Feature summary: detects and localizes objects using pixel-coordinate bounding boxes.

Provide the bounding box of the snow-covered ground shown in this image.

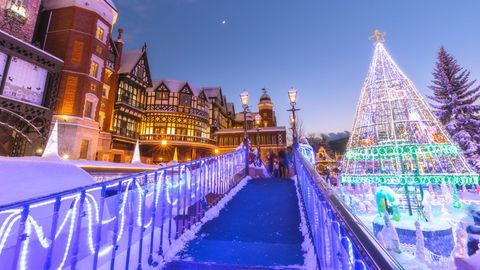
[0,157,95,205]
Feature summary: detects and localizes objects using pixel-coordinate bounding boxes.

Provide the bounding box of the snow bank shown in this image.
[0,157,95,205]
[292,175,318,270]
[158,176,252,266]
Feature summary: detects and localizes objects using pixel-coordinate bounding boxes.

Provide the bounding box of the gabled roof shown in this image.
[118,47,153,86]
[148,79,202,96]
[227,102,235,114]
[119,50,142,74]
[202,87,222,99]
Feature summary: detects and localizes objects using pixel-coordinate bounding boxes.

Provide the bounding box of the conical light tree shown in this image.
[342,31,477,210]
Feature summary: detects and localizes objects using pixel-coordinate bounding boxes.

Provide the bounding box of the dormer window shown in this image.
[179,93,192,107]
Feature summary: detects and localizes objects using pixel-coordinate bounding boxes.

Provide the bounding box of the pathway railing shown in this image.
[293,148,404,270]
[0,148,247,270]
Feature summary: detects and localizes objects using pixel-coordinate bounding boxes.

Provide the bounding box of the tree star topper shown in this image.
[370,29,386,43]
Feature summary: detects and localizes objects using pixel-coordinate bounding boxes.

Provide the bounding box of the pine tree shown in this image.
[428,47,480,171]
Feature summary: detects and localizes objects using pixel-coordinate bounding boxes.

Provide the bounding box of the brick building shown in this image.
[36,0,118,160]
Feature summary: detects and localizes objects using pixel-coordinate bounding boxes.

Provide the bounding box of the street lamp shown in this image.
[287,87,300,147]
[240,90,250,173]
[240,90,249,141]
[255,114,262,166]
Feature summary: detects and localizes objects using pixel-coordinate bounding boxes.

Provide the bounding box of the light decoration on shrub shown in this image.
[341,31,478,212]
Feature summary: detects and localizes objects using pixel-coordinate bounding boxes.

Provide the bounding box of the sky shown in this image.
[113,0,480,135]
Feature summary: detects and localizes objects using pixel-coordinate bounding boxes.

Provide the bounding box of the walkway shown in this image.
[166,178,305,269]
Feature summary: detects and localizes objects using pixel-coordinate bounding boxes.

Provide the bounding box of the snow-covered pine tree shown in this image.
[428,47,480,171]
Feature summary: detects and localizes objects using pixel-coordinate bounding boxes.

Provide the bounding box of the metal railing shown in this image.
[0,148,247,269]
[293,149,404,270]
[139,134,216,145]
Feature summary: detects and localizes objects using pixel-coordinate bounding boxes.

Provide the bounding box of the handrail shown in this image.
[0,148,248,269]
[293,148,404,270]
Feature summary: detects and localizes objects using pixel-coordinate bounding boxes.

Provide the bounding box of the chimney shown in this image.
[114,28,124,70]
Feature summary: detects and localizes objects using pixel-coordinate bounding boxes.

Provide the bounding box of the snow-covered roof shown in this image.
[203,87,222,99]
[148,79,202,96]
[227,102,235,114]
[104,0,117,11]
[0,157,95,205]
[118,50,143,74]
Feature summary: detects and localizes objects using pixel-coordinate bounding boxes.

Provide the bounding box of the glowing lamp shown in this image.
[214,149,219,154]
[288,87,297,106]
[36,148,43,155]
[62,154,70,159]
[161,139,167,146]
[255,114,261,126]
[240,90,249,109]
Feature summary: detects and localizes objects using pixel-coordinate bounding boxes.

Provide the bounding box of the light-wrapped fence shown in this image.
[293,148,404,270]
[0,149,247,269]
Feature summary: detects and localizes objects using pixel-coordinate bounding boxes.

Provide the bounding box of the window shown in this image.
[90,61,99,78]
[79,140,90,159]
[102,84,110,98]
[3,56,48,106]
[98,111,105,128]
[96,27,104,41]
[198,98,205,107]
[179,93,191,107]
[84,101,93,118]
[7,0,27,17]
[84,93,99,119]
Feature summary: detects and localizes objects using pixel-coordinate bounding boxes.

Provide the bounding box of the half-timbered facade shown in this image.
[139,80,215,163]
[110,45,152,162]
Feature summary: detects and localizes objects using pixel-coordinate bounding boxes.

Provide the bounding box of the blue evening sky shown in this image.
[113,0,480,134]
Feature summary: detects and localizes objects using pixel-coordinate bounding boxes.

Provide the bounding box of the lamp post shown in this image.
[240,90,249,174]
[287,87,300,147]
[255,114,262,166]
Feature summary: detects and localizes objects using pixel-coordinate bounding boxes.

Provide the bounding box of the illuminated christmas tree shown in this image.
[341,30,477,215]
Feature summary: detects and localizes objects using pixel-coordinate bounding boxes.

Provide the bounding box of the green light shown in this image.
[341,174,478,186]
[344,143,458,161]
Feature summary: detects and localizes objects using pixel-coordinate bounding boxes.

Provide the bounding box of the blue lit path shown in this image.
[166,178,305,269]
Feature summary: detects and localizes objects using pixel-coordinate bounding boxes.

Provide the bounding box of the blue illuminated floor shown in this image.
[168,178,305,269]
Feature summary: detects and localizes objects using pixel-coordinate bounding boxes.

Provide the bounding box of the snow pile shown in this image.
[0,157,95,205]
[158,176,252,266]
[292,175,318,270]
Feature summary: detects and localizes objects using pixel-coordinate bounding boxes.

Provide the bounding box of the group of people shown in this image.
[266,149,290,178]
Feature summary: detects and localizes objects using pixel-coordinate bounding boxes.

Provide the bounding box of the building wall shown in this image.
[0,0,41,42]
[39,5,115,160]
[258,103,275,127]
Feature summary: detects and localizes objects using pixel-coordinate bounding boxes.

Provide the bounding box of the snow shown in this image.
[0,157,95,205]
[292,175,318,270]
[158,175,252,267]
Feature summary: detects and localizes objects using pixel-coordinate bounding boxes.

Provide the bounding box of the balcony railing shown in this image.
[0,149,247,269]
[293,148,404,270]
[145,104,209,120]
[139,134,216,145]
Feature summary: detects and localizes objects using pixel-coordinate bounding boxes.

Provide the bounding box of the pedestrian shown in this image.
[278,150,287,178]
